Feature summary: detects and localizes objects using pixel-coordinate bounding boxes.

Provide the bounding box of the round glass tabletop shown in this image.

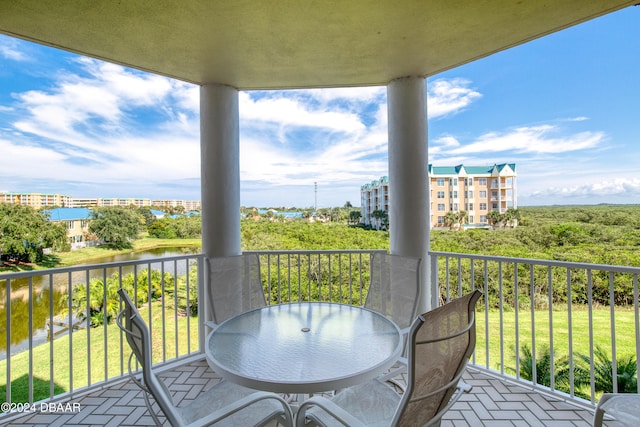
[206,302,402,393]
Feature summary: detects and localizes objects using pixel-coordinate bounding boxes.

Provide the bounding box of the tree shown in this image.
[487,210,503,228]
[343,201,353,209]
[349,210,362,225]
[371,210,387,230]
[89,207,141,249]
[0,203,68,263]
[457,210,468,229]
[444,211,458,230]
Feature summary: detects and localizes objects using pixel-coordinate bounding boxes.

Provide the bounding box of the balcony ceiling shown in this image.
[0,1,636,89]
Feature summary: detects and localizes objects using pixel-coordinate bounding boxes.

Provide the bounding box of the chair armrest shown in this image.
[296,396,368,427]
[188,391,293,427]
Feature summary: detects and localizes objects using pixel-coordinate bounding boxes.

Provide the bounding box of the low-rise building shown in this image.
[42,207,98,250]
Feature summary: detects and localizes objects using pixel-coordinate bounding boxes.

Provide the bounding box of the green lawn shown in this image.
[0,301,200,404]
[475,306,637,372]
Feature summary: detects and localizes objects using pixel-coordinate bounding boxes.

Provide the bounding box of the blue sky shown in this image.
[1,7,639,208]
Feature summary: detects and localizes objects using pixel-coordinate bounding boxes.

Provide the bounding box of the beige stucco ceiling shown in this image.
[0,1,636,89]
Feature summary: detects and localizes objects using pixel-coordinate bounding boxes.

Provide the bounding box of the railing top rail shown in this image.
[0,253,205,280]
[246,249,387,255]
[429,250,640,274]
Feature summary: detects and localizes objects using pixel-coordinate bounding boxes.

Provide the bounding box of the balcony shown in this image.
[2,250,638,425]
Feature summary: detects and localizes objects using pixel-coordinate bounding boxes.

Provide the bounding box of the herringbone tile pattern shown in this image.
[2,357,620,426]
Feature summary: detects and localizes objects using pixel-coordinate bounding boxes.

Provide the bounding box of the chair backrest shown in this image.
[366,253,422,330]
[116,288,182,426]
[207,253,266,325]
[393,290,482,426]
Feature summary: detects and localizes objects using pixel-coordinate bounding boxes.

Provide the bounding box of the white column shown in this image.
[200,84,241,335]
[387,76,431,312]
[200,84,241,258]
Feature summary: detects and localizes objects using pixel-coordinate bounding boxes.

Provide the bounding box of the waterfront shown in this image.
[0,246,199,358]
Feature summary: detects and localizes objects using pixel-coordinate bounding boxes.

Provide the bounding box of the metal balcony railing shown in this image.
[1,249,638,416]
[430,251,640,406]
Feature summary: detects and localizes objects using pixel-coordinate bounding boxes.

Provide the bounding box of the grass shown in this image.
[0,299,200,404]
[475,306,638,374]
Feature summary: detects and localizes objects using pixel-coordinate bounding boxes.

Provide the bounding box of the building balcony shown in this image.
[2,250,638,425]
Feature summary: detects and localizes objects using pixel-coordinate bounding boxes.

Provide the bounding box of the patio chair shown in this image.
[295,290,482,427]
[365,253,421,389]
[205,253,266,329]
[116,288,293,427]
[366,253,422,332]
[593,393,640,427]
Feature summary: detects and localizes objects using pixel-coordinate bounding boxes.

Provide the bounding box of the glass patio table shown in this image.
[205,302,403,394]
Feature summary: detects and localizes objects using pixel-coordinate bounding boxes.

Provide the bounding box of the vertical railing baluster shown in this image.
[587,269,596,403]
[49,274,55,399]
[484,259,489,368]
[634,273,640,394]
[609,271,618,393]
[567,268,574,397]
[548,266,554,391]
[28,277,33,403]
[514,262,520,380]
[5,277,11,404]
[530,264,536,387]
[498,261,504,375]
[174,259,179,360]
[87,269,93,387]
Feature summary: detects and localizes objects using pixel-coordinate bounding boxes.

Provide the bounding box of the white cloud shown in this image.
[427,78,481,118]
[442,125,605,156]
[0,36,29,61]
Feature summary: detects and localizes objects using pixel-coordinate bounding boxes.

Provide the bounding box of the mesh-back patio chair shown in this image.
[366,253,422,332]
[295,290,482,427]
[205,253,266,329]
[594,394,640,427]
[116,288,293,427]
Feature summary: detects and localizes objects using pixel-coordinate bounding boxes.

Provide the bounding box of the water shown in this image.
[0,246,200,358]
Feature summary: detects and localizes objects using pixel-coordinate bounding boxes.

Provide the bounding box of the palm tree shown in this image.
[487,210,503,228]
[509,344,571,391]
[457,210,468,229]
[574,345,637,394]
[444,211,458,230]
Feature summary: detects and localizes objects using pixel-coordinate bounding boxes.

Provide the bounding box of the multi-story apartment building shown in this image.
[360,163,517,229]
[0,192,72,209]
[0,192,200,211]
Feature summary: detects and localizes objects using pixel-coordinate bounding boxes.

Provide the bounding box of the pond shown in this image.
[0,246,200,359]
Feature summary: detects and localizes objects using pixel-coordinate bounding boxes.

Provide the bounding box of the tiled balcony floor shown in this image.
[2,356,621,427]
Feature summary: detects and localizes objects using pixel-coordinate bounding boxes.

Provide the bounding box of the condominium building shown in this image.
[0,192,72,209]
[360,163,517,229]
[0,192,200,211]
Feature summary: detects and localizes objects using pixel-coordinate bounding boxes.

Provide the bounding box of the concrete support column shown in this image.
[387,76,431,312]
[200,84,241,334]
[200,84,241,258]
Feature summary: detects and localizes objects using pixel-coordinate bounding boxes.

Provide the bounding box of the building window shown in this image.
[492,178,499,188]
[436,178,445,186]
[449,178,458,186]
[479,203,487,210]
[492,203,499,210]
[480,215,487,223]
[479,190,487,198]
[492,191,498,199]
[466,203,474,211]
[467,190,473,199]
[437,204,445,211]
[469,215,474,223]
[437,191,445,199]
[479,178,487,186]
[437,216,444,225]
